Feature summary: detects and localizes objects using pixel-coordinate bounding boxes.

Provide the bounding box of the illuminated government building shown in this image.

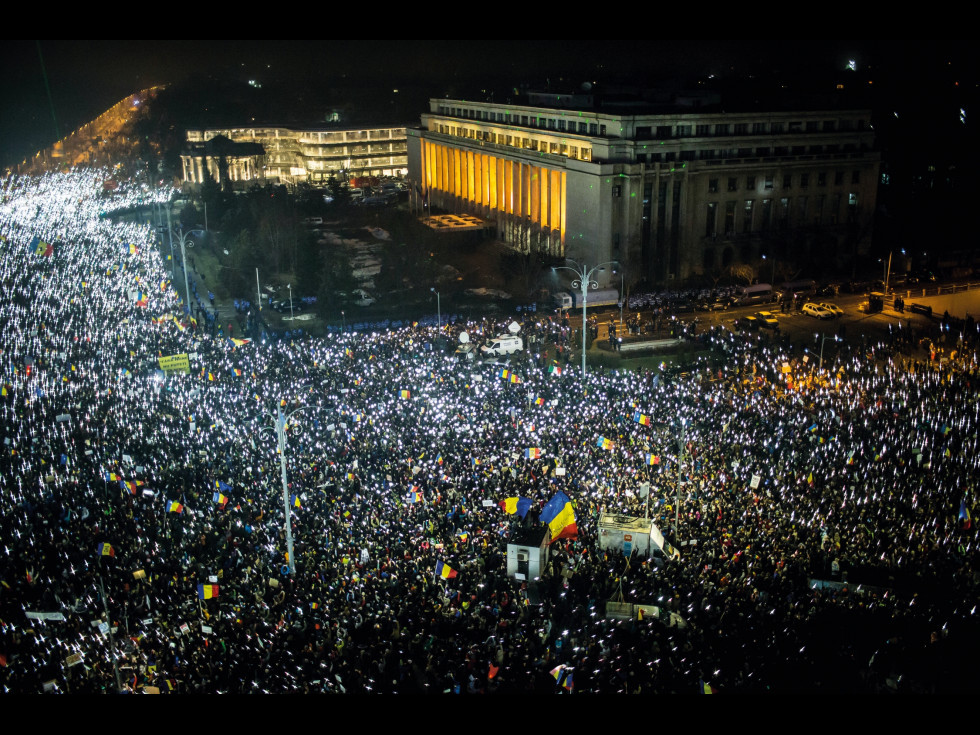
[407,91,880,285]
[181,124,409,188]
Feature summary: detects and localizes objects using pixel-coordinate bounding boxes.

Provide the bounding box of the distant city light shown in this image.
[846,60,857,71]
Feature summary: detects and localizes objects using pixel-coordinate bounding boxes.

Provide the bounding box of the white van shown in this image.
[731,283,775,306]
[480,335,523,356]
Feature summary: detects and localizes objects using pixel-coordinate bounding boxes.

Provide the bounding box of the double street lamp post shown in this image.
[553,260,618,377]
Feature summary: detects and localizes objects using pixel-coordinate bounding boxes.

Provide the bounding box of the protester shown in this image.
[0,169,976,694]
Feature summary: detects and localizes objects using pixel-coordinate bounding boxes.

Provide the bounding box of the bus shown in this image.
[731,283,776,306]
[779,280,817,298]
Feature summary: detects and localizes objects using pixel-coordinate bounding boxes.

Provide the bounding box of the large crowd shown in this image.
[0,169,977,694]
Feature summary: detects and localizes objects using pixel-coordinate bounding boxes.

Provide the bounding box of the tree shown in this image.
[729,264,756,286]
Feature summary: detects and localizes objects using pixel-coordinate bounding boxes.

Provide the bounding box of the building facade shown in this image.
[181,124,409,188]
[407,94,880,285]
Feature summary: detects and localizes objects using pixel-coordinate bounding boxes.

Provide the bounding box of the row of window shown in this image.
[436,106,868,143]
[434,123,592,161]
[642,142,867,163]
[708,170,861,194]
[200,128,404,143]
[704,194,859,236]
[438,106,607,137]
[637,118,865,139]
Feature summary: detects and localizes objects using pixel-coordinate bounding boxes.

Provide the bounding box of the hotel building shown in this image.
[181,124,409,188]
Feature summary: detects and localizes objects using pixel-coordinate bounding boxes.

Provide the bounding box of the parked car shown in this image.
[802,303,833,319]
[271,298,305,314]
[818,302,844,317]
[756,311,780,330]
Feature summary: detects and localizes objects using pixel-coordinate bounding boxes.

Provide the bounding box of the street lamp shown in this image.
[165,207,196,315]
[258,404,312,575]
[553,259,618,377]
[817,333,841,370]
[431,287,441,329]
[618,270,624,326]
[675,419,687,539]
[762,254,775,285]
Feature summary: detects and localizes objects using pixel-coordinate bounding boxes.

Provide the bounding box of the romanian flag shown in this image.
[30,237,53,257]
[98,543,115,557]
[104,472,121,482]
[534,397,545,406]
[499,497,532,518]
[197,584,219,600]
[409,491,423,503]
[212,492,229,508]
[230,338,251,348]
[120,480,142,494]
[435,561,458,579]
[135,292,148,307]
[399,389,411,399]
[597,437,614,451]
[699,680,717,694]
[168,501,184,514]
[471,458,481,467]
[128,244,138,255]
[960,498,972,530]
[634,412,651,426]
[346,472,355,481]
[525,447,541,459]
[457,531,469,543]
[509,373,522,384]
[231,368,243,377]
[541,491,577,543]
[497,369,510,380]
[437,454,443,465]
[645,453,660,466]
[550,665,574,691]
[290,495,302,509]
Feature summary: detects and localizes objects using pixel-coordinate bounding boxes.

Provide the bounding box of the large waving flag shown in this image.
[197,584,219,600]
[525,447,541,459]
[596,436,614,451]
[499,497,533,518]
[435,560,458,579]
[633,412,651,426]
[540,491,577,543]
[30,236,53,257]
[550,664,574,691]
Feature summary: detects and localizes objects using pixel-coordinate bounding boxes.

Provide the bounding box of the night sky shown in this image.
[2,40,977,170]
